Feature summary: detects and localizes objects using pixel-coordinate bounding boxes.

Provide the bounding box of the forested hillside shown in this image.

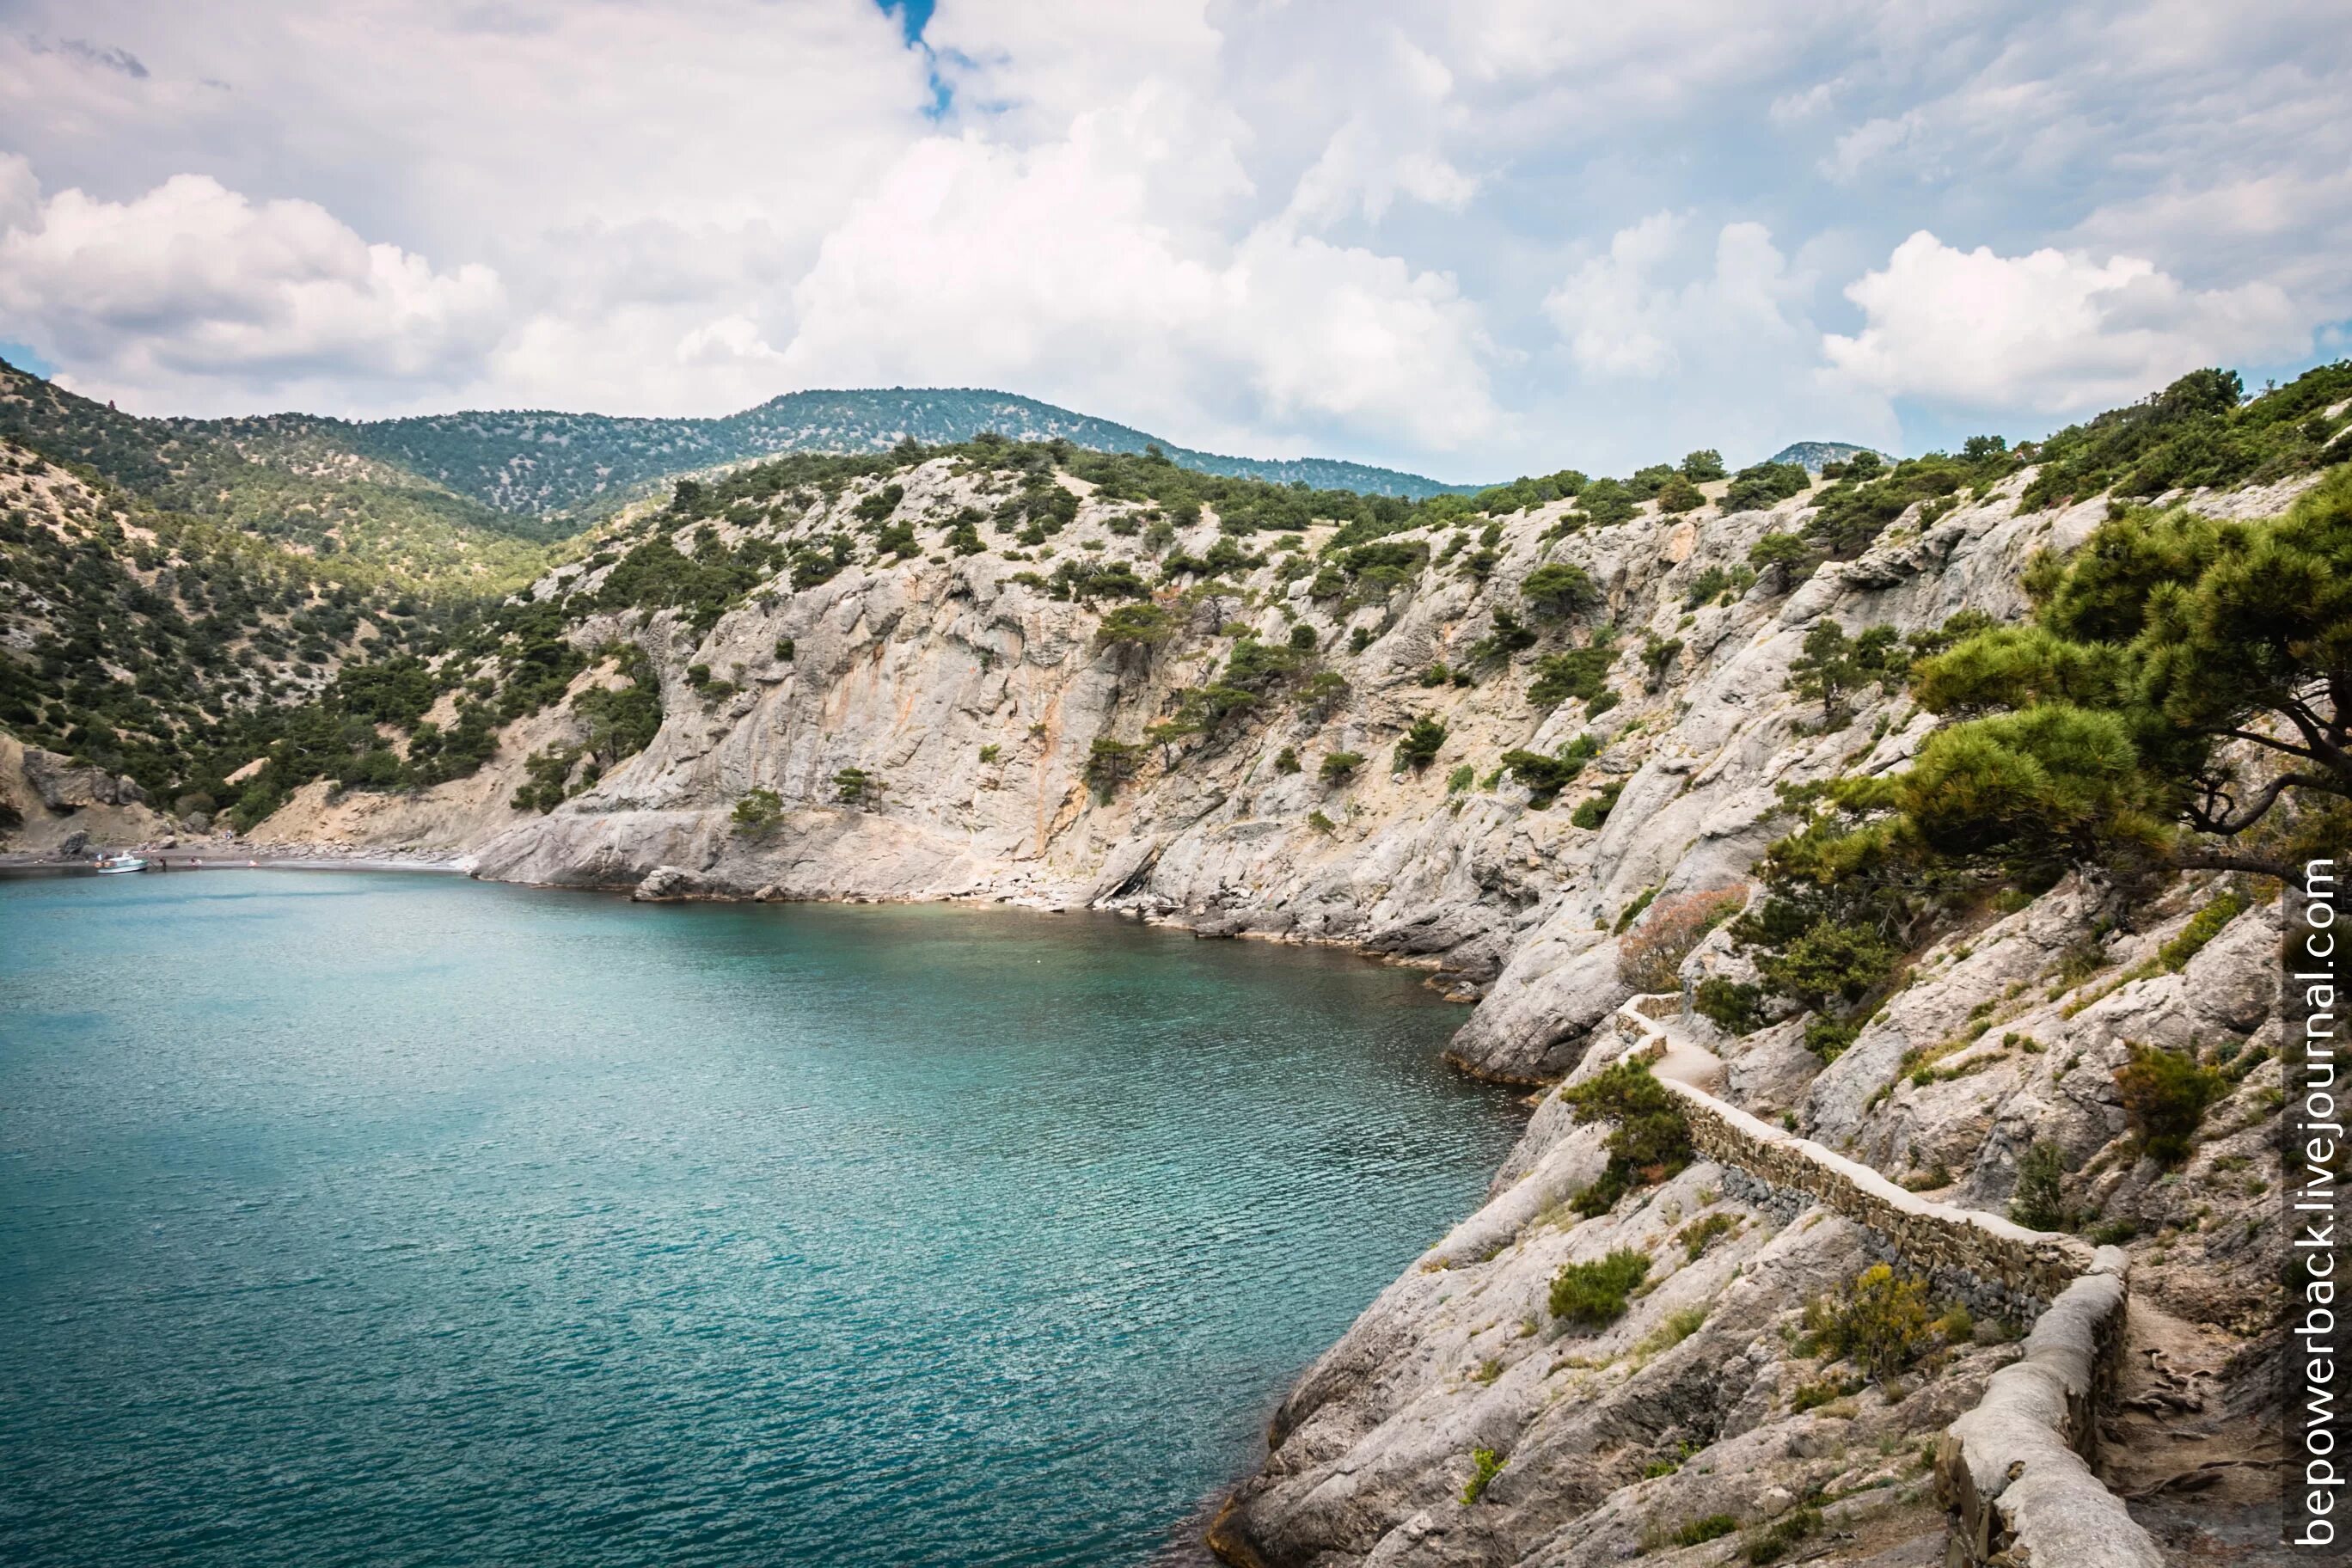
[3,361,1473,547]
[0,439,484,806]
[0,360,558,586]
[291,388,1480,515]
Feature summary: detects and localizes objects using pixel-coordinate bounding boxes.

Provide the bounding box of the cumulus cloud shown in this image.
[1282,32,1480,230]
[1544,213,1824,383]
[1822,230,2309,415]
[0,157,503,411]
[775,86,1500,456]
[1539,212,1896,467]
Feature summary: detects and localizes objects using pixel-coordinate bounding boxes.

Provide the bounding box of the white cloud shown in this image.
[1537,211,1896,468]
[1543,212,1686,377]
[1288,120,1479,229]
[774,86,1500,456]
[1544,213,1818,381]
[0,157,503,411]
[1821,230,2309,415]
[1282,30,1479,230]
[1822,111,1924,182]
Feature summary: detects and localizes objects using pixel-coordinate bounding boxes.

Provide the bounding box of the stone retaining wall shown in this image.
[1937,1257,2157,1568]
[1614,1001,2093,1314]
[1608,997,2159,1568]
[1658,1079,2092,1316]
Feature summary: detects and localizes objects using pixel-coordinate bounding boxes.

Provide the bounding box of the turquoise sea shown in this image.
[0,872,1522,1567]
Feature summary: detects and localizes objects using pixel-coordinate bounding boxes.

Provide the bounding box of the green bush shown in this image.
[1747,530,1815,589]
[1094,602,1177,648]
[1892,469,2352,884]
[1804,1264,1932,1381]
[1560,1061,1693,1211]
[1723,461,1810,513]
[1548,1246,1651,1326]
[2115,1044,2226,1165]
[1571,779,1623,830]
[1786,621,1905,725]
[1466,608,1539,665]
[1694,977,1766,1035]
[1523,560,1600,618]
[1500,733,1597,804]
[1084,737,1141,798]
[2008,1141,2068,1230]
[1804,1015,1858,1062]
[1527,642,1615,709]
[1577,479,1638,525]
[1744,1507,1822,1564]
[731,787,783,831]
[1745,915,1902,1013]
[1274,745,1302,775]
[1789,1379,1851,1413]
[1640,635,1682,688]
[1320,750,1364,784]
[510,743,581,815]
[1393,715,1447,771]
[834,766,882,806]
[2020,362,2352,511]
[1681,449,1727,481]
[2159,890,2245,971]
[1673,1514,1739,1547]
[1654,475,1705,514]
[1687,563,1755,609]
[1676,1212,1737,1261]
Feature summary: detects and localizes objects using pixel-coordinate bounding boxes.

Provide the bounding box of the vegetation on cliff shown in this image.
[1727,456,2350,1062]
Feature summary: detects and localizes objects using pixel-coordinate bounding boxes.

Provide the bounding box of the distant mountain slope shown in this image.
[325,388,1478,514]
[0,359,559,590]
[1767,440,1886,471]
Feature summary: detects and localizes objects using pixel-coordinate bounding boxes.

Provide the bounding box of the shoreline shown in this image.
[0,848,474,878]
[0,843,1493,1000]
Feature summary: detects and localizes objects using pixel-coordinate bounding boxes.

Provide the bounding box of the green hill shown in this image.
[1,359,1474,577]
[320,388,1479,516]
[0,360,558,591]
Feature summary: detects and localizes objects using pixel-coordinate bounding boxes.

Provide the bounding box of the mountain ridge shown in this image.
[0,357,1483,574]
[322,387,1486,514]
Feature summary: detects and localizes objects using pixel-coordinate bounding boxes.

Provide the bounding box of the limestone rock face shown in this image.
[230,456,2309,1566]
[444,462,2180,1088]
[0,732,171,850]
[21,747,147,810]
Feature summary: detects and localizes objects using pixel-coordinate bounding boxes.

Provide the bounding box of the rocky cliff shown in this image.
[455,451,2305,1563]
[436,452,2294,1080]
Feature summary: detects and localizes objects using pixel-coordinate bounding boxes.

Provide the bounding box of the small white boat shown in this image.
[93,854,150,875]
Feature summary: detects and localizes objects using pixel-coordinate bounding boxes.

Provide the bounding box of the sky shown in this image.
[0,0,2346,482]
